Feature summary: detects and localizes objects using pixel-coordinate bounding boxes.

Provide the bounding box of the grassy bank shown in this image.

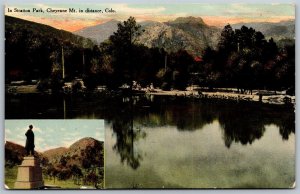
[43,178,79,189]
[4,166,18,189]
[5,166,82,189]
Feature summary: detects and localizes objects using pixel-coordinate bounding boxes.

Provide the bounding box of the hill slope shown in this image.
[5,141,43,165]
[5,15,94,48]
[74,19,119,43]
[137,17,220,55]
[43,137,104,168]
[231,20,295,41]
[5,15,96,81]
[5,137,103,169]
[5,141,27,165]
[43,147,68,161]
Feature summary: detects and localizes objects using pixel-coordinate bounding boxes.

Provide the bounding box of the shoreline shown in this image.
[6,85,295,106]
[145,90,295,106]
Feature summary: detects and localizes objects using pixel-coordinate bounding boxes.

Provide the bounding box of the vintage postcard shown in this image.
[4,2,295,189]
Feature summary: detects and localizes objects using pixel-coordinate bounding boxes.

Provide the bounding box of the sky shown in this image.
[5,119,105,152]
[4,3,295,32]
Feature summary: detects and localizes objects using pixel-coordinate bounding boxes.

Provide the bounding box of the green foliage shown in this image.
[5,15,295,93]
[200,24,294,91]
[110,16,143,47]
[4,166,18,189]
[104,16,144,88]
[5,15,95,83]
[71,164,83,185]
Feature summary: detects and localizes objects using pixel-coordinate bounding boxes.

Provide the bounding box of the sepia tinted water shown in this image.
[5,93,295,188]
[104,95,295,188]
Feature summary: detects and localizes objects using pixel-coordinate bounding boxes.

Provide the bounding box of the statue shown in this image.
[14,124,43,189]
[25,125,35,156]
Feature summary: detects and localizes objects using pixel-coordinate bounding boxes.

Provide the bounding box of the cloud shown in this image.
[5,128,12,142]
[95,132,102,139]
[46,127,54,133]
[16,134,24,141]
[32,126,43,134]
[43,145,61,151]
[111,4,166,15]
[62,139,76,148]
[35,137,45,143]
[15,127,24,133]
[5,128,12,134]
[63,136,75,141]
[68,130,81,137]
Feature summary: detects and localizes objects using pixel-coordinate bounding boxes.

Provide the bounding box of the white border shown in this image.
[0,0,298,194]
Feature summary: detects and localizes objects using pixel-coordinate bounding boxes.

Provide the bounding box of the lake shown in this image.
[5,93,295,188]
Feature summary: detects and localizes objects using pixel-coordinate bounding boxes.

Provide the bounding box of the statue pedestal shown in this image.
[14,156,44,189]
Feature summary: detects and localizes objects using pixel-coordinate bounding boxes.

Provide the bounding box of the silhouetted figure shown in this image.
[25,125,35,156]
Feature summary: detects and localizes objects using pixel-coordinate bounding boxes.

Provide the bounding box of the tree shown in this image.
[51,167,59,184]
[235,26,256,50]
[59,156,68,167]
[200,24,286,92]
[169,50,194,90]
[218,24,237,53]
[110,16,142,48]
[58,169,72,180]
[108,16,144,88]
[71,164,83,185]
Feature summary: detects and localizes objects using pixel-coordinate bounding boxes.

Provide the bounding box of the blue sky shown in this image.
[5,119,104,152]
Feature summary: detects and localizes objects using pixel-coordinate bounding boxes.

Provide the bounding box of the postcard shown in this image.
[4,2,295,189]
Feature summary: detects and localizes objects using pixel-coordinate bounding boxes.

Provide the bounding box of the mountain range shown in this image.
[5,137,103,169]
[5,15,295,58]
[137,17,221,56]
[231,20,295,41]
[74,16,221,56]
[74,19,119,44]
[74,17,294,56]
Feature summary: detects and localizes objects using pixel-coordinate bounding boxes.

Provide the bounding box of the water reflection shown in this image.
[110,98,146,170]
[6,93,295,173]
[218,109,266,148]
[218,105,295,147]
[108,95,294,170]
[278,114,295,141]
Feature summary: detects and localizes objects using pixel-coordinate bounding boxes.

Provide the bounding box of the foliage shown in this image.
[200,24,294,92]
[5,15,94,84]
[4,166,18,189]
[5,16,295,93]
[104,16,144,88]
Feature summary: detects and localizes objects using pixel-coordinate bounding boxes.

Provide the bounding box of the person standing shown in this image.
[25,125,35,156]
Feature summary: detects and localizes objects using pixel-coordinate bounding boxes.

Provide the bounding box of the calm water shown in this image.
[6,93,295,188]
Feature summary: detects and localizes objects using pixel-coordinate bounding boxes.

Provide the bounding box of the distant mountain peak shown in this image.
[74,20,119,43]
[139,20,161,27]
[170,16,206,25]
[72,137,98,144]
[108,19,119,22]
[69,137,101,150]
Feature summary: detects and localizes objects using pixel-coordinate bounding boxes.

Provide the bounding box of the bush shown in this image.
[37,79,50,92]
